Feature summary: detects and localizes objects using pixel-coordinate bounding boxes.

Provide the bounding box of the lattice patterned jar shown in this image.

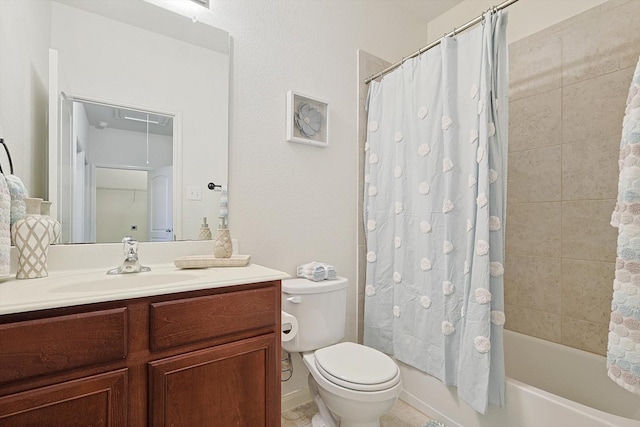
[11,198,52,279]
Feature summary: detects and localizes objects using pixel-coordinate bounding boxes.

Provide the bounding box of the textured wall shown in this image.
[505,0,640,355]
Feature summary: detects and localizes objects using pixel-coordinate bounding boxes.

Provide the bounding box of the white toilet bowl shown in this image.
[281,278,402,426]
[302,342,402,427]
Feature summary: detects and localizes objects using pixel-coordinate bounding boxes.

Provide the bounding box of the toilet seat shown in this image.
[314,342,401,392]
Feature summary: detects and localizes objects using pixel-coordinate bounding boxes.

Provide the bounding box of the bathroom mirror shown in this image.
[33,0,229,243]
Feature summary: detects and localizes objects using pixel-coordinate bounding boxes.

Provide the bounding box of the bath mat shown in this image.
[423,421,447,427]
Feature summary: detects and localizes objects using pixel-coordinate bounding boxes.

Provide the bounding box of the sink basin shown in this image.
[52,270,204,293]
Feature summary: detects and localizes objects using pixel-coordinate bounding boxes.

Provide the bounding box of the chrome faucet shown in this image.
[107,236,151,275]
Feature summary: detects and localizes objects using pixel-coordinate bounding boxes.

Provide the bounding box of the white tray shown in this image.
[173,254,251,269]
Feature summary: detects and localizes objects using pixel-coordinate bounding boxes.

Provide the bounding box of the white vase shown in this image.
[40,200,62,244]
[12,198,52,279]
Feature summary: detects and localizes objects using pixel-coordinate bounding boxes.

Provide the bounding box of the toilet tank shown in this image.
[281,277,348,353]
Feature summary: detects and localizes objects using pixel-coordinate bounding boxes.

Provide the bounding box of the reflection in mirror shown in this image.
[62,99,174,243]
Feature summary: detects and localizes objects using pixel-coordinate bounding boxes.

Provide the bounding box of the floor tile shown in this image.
[281,398,431,427]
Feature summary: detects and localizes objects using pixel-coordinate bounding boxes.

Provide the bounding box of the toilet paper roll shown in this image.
[281,311,298,342]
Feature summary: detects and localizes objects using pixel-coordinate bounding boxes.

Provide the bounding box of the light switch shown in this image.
[187,186,202,200]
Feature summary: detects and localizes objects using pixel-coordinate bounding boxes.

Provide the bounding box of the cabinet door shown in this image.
[149,334,279,427]
[0,369,127,427]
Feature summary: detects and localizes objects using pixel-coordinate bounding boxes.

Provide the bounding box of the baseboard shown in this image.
[281,387,312,412]
[399,389,460,427]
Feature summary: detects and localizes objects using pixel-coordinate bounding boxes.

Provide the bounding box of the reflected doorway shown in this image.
[60,97,174,243]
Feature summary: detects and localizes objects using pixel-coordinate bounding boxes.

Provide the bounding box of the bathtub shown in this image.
[398,330,640,427]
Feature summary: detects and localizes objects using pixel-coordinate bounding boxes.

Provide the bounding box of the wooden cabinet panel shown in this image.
[149,334,279,427]
[0,280,281,426]
[0,369,127,427]
[150,286,277,351]
[0,308,127,384]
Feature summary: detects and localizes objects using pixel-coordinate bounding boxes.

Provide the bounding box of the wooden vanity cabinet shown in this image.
[0,280,282,427]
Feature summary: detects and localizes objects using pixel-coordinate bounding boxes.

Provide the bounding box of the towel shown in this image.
[0,174,11,277]
[296,262,337,281]
[608,55,640,396]
[5,174,27,227]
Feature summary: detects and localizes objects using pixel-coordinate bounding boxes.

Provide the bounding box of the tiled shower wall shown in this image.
[505,0,640,355]
[357,0,640,356]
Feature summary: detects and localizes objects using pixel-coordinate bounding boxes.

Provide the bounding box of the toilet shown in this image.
[282,277,402,427]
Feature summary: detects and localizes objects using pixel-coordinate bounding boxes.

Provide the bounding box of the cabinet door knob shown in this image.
[286,296,302,304]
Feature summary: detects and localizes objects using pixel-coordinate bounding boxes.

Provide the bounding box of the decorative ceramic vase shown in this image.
[213,228,233,258]
[40,200,62,244]
[12,198,52,279]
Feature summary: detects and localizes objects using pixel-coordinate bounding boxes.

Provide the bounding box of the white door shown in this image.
[148,166,173,241]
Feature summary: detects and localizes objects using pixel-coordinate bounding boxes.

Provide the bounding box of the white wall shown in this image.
[96,168,148,243]
[0,0,50,198]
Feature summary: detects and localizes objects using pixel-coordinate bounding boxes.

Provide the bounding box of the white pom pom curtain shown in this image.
[363,10,509,414]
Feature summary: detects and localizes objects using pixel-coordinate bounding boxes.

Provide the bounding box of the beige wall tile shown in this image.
[598,0,635,13]
[507,145,561,203]
[562,316,609,356]
[562,200,618,262]
[561,136,620,201]
[562,67,632,145]
[505,202,561,258]
[359,49,391,101]
[505,304,561,343]
[509,88,562,153]
[561,259,615,324]
[509,31,562,101]
[562,0,640,86]
[505,255,561,314]
[358,99,367,247]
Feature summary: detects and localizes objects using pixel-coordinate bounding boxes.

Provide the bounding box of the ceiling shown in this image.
[392,0,466,23]
[81,102,173,137]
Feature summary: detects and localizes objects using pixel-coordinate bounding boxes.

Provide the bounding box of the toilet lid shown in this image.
[314,342,400,391]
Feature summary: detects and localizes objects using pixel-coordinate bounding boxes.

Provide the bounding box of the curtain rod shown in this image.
[364,0,519,84]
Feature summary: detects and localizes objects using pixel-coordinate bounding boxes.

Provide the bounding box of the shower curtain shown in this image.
[363,11,508,414]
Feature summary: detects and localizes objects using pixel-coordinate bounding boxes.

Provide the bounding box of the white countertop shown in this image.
[0,263,290,315]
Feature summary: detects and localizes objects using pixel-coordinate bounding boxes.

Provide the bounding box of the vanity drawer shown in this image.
[150,286,277,351]
[0,308,128,384]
